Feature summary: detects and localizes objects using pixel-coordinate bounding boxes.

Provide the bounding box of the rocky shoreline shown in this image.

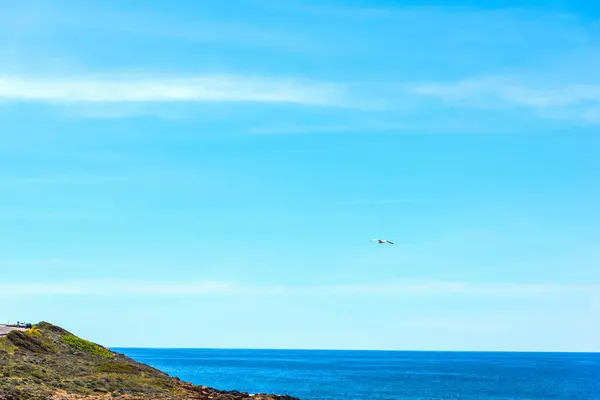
[0,322,300,400]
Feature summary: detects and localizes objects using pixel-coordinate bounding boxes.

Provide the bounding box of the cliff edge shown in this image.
[0,322,299,400]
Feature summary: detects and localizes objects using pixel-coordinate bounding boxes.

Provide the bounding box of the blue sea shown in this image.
[114,349,600,400]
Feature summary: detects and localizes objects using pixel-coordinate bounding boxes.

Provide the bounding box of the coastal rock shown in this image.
[0,322,300,400]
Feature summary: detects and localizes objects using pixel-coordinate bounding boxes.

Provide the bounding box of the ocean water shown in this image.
[114,348,600,400]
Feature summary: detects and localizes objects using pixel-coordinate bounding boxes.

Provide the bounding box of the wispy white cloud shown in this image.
[104,16,314,52]
[3,72,600,127]
[247,124,373,135]
[1,2,599,127]
[0,74,354,107]
[0,281,241,296]
[246,122,428,135]
[0,175,128,185]
[250,0,398,20]
[1,279,598,297]
[336,199,412,206]
[411,75,600,124]
[297,281,600,299]
[0,1,315,53]
[0,258,69,267]
[243,115,533,135]
[413,76,600,108]
[0,211,94,220]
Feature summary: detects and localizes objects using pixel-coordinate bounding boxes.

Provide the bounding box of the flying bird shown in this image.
[370,239,394,244]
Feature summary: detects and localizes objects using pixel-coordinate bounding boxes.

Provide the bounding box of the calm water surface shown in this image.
[113,349,600,400]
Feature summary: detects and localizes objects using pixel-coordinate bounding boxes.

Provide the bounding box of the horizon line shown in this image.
[108,346,600,354]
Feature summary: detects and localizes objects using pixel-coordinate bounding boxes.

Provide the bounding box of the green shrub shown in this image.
[95,361,139,374]
[0,337,18,355]
[60,335,114,359]
[37,322,71,336]
[6,331,53,353]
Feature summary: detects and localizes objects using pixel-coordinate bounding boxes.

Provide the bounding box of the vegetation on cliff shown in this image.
[0,322,298,400]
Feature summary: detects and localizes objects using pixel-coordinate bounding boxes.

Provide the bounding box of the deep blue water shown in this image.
[113,349,600,400]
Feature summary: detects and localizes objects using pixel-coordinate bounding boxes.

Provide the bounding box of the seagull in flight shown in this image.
[370,239,394,244]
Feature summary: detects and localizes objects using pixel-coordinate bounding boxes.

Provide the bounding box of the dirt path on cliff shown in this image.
[0,326,26,336]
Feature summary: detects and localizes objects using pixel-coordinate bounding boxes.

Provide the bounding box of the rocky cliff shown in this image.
[0,322,299,400]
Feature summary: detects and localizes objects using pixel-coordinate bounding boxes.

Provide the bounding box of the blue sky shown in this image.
[1,0,599,351]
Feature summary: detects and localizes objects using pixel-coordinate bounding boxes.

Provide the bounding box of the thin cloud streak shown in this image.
[0,211,94,220]
[0,74,353,107]
[411,75,600,123]
[0,3,315,52]
[0,175,128,185]
[413,78,600,108]
[1,280,598,297]
[0,281,240,296]
[246,122,427,135]
[336,199,412,206]
[2,72,600,125]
